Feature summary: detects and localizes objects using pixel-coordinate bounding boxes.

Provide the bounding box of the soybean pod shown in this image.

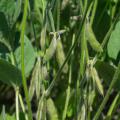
[86,22,103,52]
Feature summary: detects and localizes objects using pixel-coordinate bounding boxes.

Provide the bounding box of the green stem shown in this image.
[79,0,83,13]
[20,0,33,119]
[90,0,98,26]
[110,0,118,24]
[62,34,75,120]
[93,62,120,120]
[80,24,86,77]
[15,87,19,120]
[48,9,55,32]
[56,0,60,31]
[62,66,72,120]
[42,0,45,18]
[107,92,120,119]
[19,94,28,120]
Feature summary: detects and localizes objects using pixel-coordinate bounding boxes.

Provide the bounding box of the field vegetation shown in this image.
[0,0,120,120]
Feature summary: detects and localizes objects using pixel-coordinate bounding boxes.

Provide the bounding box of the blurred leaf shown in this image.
[1,105,5,120]
[93,0,110,41]
[34,0,47,10]
[95,60,120,91]
[0,114,16,120]
[0,12,12,50]
[0,58,22,87]
[0,0,21,27]
[67,104,73,118]
[15,36,36,77]
[107,21,120,59]
[47,98,59,120]
[19,112,26,120]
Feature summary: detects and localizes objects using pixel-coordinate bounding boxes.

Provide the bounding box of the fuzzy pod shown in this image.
[29,61,38,101]
[92,67,104,96]
[44,34,60,61]
[40,23,47,50]
[86,23,103,52]
[56,40,68,73]
[47,98,59,120]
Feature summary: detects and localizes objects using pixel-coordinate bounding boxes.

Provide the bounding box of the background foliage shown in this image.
[0,0,120,120]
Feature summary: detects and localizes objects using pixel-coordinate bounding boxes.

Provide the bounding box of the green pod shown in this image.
[56,40,68,73]
[40,23,47,50]
[86,23,103,52]
[44,34,59,61]
[92,67,104,96]
[47,98,59,120]
[29,61,38,101]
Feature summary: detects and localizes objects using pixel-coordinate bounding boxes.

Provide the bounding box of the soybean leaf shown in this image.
[0,12,12,50]
[95,60,120,91]
[0,58,22,87]
[15,36,36,77]
[107,21,120,59]
[0,0,22,28]
[0,114,16,120]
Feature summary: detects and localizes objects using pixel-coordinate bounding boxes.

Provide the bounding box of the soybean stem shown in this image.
[20,0,33,119]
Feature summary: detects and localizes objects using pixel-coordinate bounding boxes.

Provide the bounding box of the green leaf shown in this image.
[95,60,120,91]
[15,36,36,77]
[107,21,120,59]
[0,114,16,120]
[0,12,12,50]
[0,58,22,87]
[0,0,21,27]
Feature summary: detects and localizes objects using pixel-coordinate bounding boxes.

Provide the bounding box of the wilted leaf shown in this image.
[0,58,22,87]
[107,21,120,59]
[15,36,36,77]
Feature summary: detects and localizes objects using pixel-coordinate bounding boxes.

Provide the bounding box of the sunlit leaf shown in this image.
[107,21,120,59]
[15,36,36,77]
